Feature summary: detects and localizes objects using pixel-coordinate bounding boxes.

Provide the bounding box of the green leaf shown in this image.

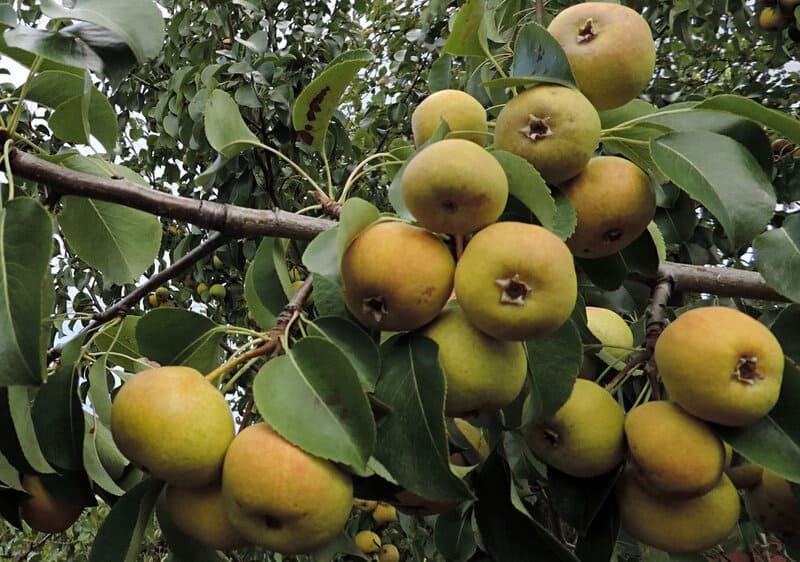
[619,226,661,278]
[135,309,223,375]
[599,99,657,128]
[434,509,478,561]
[0,198,52,387]
[753,215,800,303]
[492,150,556,232]
[577,254,628,292]
[204,89,261,158]
[3,26,104,72]
[443,0,487,57]
[765,306,800,364]
[244,238,289,329]
[551,190,577,241]
[509,22,576,87]
[58,197,161,286]
[601,123,669,181]
[574,497,620,562]
[336,198,380,265]
[86,356,113,426]
[40,0,165,62]
[32,367,84,471]
[93,316,142,373]
[547,466,621,535]
[58,22,137,84]
[83,414,126,496]
[292,50,374,151]
[374,334,472,502]
[89,478,164,562]
[303,226,340,280]
[697,94,800,146]
[651,131,776,250]
[252,337,375,472]
[4,387,54,474]
[311,273,350,319]
[307,317,380,393]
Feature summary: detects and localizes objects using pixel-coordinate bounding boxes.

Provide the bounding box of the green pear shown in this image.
[411,89,488,147]
[19,475,83,533]
[165,483,249,550]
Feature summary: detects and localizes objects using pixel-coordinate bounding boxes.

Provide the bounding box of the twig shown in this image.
[308,190,342,219]
[641,269,675,400]
[535,0,544,25]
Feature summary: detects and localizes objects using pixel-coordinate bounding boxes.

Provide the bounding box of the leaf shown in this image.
[57,22,137,84]
[89,478,164,562]
[619,226,662,278]
[547,466,621,535]
[135,309,223,375]
[252,337,375,472]
[93,316,142,373]
[551,190,577,241]
[492,150,556,231]
[3,26,104,72]
[244,238,289,328]
[651,131,776,250]
[3,387,54,474]
[336,198,380,265]
[0,198,52,387]
[443,0,487,57]
[574,497,620,562]
[434,509,478,561]
[87,356,113,426]
[509,22,576,87]
[753,215,800,303]
[697,94,800,146]
[292,50,374,151]
[307,317,380,393]
[312,273,350,319]
[83,414,126,496]
[577,253,628,292]
[599,99,657,128]
[373,334,472,502]
[765,305,800,363]
[32,367,84,471]
[204,89,261,158]
[303,226,340,280]
[40,0,165,62]
[58,197,161,286]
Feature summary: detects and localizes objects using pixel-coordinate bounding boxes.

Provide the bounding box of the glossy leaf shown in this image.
[86,356,113,426]
[311,273,350,319]
[434,509,478,561]
[510,22,576,87]
[336,198,380,264]
[307,316,380,392]
[204,89,261,158]
[136,309,223,375]
[32,368,84,471]
[551,190,577,241]
[253,337,375,471]
[697,94,800,146]
[83,415,126,496]
[302,226,340,280]
[3,26,104,72]
[753,215,800,303]
[443,0,487,58]
[4,387,53,474]
[493,150,556,232]
[244,238,289,328]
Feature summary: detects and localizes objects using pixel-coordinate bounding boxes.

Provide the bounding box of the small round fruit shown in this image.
[759,6,791,30]
[411,89,488,147]
[147,294,159,308]
[547,3,656,110]
[560,156,656,258]
[20,475,83,533]
[196,282,208,295]
[212,255,224,269]
[745,469,800,533]
[355,530,382,554]
[354,498,378,512]
[372,503,398,524]
[111,366,234,487]
[155,286,170,301]
[209,284,227,299]
[654,306,784,426]
[422,305,527,416]
[454,221,577,341]
[625,401,725,496]
[585,307,633,360]
[165,483,248,550]
[494,85,600,185]
[378,543,401,562]
[402,139,508,234]
[341,221,455,332]
[523,379,625,478]
[617,469,740,553]
[727,464,764,490]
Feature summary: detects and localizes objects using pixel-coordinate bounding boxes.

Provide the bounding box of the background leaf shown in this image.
[493,150,556,232]
[204,89,261,158]
[135,309,223,374]
[442,0,487,57]
[244,238,289,328]
[697,94,800,145]
[307,317,380,392]
[509,22,576,87]
[32,367,84,471]
[336,198,380,264]
[753,215,800,303]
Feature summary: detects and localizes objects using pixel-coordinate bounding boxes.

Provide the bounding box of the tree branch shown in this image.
[656,262,787,302]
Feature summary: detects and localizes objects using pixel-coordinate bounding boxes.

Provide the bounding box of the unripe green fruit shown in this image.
[155,286,170,301]
[209,284,227,299]
[196,282,208,295]
[212,255,224,269]
[411,89,488,147]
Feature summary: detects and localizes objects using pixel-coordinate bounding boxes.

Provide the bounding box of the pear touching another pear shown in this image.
[19,474,83,533]
[411,89,488,147]
[354,530,382,554]
[655,306,784,426]
[110,366,235,488]
[585,306,634,360]
[222,423,353,554]
[341,221,455,332]
[745,469,800,534]
[165,483,249,550]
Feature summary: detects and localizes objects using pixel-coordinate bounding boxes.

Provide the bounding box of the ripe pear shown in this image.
[222,423,353,554]
[451,417,491,461]
[745,469,800,533]
[378,543,401,562]
[355,530,382,554]
[759,6,791,30]
[560,156,656,258]
[165,483,249,550]
[111,366,234,488]
[354,498,378,512]
[341,221,455,332]
[654,306,784,426]
[585,306,633,360]
[493,84,600,185]
[402,139,508,234]
[372,503,398,524]
[617,469,740,553]
[19,474,83,533]
[422,305,527,416]
[411,89,488,147]
[524,379,625,478]
[454,221,577,341]
[727,463,764,490]
[624,401,725,496]
[547,3,656,110]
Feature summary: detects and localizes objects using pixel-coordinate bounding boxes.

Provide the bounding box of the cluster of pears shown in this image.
[110,366,354,554]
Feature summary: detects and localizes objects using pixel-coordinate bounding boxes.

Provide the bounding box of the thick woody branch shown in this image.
[657,262,788,302]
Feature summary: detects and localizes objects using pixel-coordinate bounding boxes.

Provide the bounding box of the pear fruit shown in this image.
[111,366,234,488]
[493,84,600,185]
[624,401,725,496]
[411,89,488,147]
[617,469,740,553]
[402,139,508,234]
[524,379,625,478]
[560,156,656,258]
[727,463,764,490]
[378,543,401,562]
[341,221,455,332]
[422,304,527,416]
[585,306,633,360]
[745,469,800,533]
[759,6,791,30]
[354,498,378,512]
[372,503,398,524]
[222,423,353,554]
[19,475,83,533]
[355,530,382,554]
[165,483,248,550]
[454,221,577,341]
[547,3,656,110]
[654,306,784,426]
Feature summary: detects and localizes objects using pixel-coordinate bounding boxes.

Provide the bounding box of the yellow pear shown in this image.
[354,498,378,512]
[110,366,235,488]
[745,469,800,533]
[451,418,491,461]
[454,222,577,341]
[378,543,401,562]
[624,401,725,496]
[19,475,83,533]
[617,469,740,553]
[493,84,600,184]
[654,306,784,426]
[523,379,625,478]
[355,530,382,553]
[165,483,249,550]
[402,139,508,234]
[759,6,791,31]
[560,156,656,258]
[341,221,455,332]
[547,3,656,110]
[727,463,764,490]
[422,304,527,416]
[222,423,353,554]
[372,503,398,524]
[411,89,488,147]
[585,306,633,360]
